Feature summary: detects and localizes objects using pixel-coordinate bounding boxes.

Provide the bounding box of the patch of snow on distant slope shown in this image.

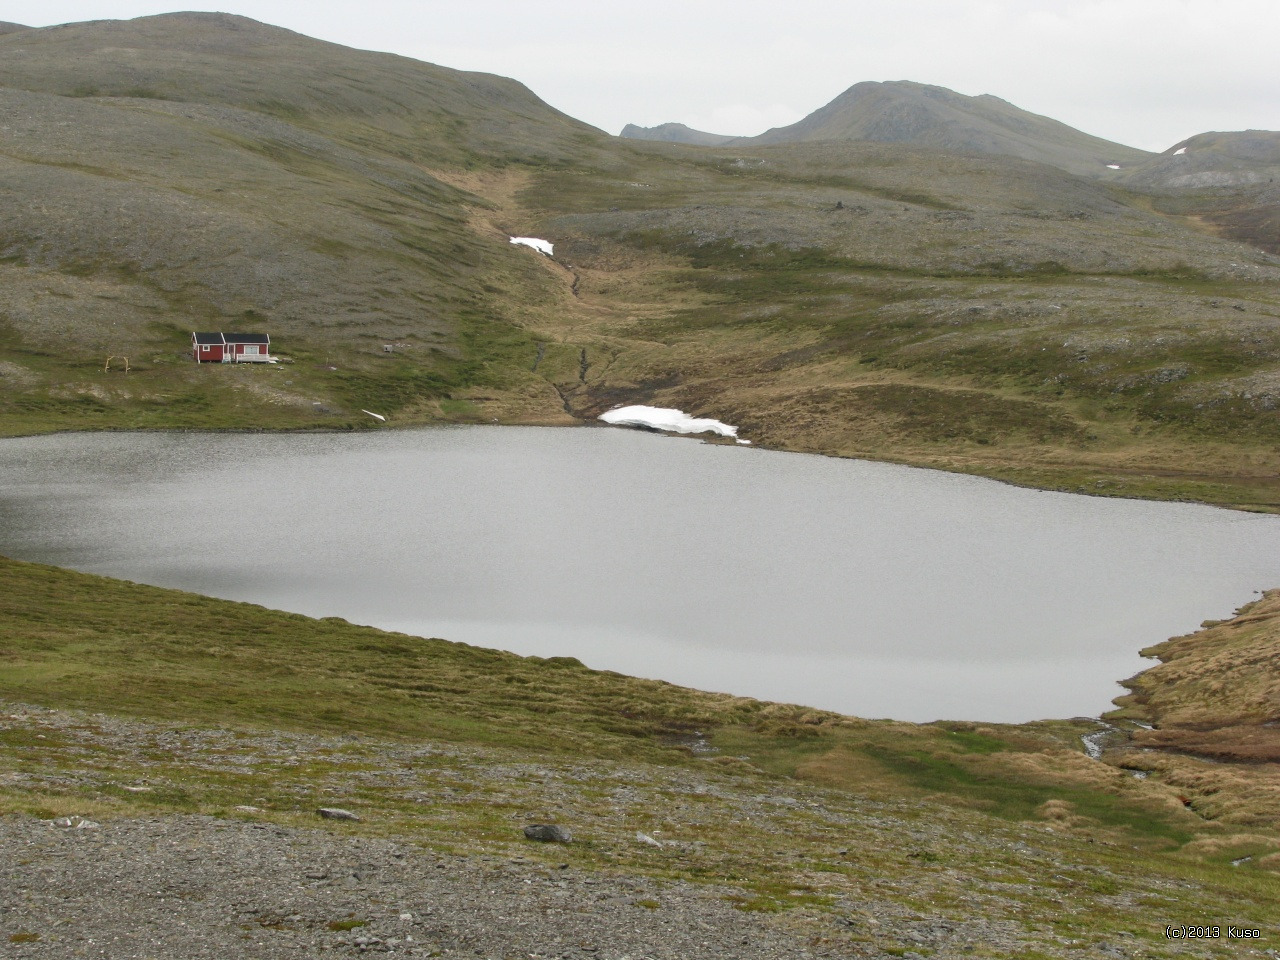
[510,237,553,256]
[1174,146,1187,155]
[1106,164,1121,169]
[599,405,741,439]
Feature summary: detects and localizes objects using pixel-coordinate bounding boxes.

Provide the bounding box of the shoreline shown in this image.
[3,424,1278,728]
[4,415,1275,516]
[6,427,1276,724]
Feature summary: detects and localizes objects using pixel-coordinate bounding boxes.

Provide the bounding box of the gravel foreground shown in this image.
[0,702,1036,959]
[1,701,1257,959]
[1,814,823,959]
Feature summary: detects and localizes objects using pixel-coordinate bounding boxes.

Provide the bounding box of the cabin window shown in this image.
[201,345,209,352]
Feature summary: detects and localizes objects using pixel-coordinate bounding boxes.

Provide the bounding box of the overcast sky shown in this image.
[13,1,1280,152]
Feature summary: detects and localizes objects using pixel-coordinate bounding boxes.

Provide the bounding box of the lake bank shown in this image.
[5,407,1280,514]
[4,554,1280,956]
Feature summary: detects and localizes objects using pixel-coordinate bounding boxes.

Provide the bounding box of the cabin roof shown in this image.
[223,333,270,344]
[192,332,225,345]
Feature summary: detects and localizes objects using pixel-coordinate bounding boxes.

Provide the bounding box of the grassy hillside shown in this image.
[4,16,1280,954]
[521,137,1280,509]
[0,13,604,434]
[4,554,1280,956]
[0,12,605,163]
[2,15,1279,510]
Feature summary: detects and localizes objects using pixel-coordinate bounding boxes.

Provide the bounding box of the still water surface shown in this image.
[3,427,1279,722]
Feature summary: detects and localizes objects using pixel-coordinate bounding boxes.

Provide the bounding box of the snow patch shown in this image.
[1174,146,1187,155]
[1106,164,1121,170]
[599,405,741,439]
[510,236,553,256]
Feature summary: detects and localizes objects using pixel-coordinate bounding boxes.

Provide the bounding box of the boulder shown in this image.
[317,807,361,822]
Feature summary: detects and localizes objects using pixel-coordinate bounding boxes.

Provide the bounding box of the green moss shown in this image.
[326,918,367,932]
[862,744,1194,844]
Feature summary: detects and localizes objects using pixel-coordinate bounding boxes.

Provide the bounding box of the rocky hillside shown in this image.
[1132,131,1280,187]
[1118,131,1280,254]
[0,12,604,163]
[2,14,1280,511]
[0,13,610,432]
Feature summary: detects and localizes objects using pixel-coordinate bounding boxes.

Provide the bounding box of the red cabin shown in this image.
[224,332,271,362]
[192,331,225,363]
[192,331,271,363]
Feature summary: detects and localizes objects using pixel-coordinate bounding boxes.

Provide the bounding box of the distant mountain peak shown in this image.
[743,80,1150,176]
[621,81,1148,175]
[620,122,735,146]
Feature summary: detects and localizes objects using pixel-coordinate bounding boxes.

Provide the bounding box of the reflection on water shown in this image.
[2,426,1278,722]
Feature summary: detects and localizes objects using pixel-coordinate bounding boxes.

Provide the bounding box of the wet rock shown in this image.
[51,816,99,830]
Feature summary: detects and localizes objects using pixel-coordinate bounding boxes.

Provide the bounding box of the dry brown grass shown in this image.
[1113,590,1280,734]
[1101,592,1280,825]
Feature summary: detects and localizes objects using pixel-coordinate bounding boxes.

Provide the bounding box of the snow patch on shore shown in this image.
[599,404,742,440]
[510,237,553,256]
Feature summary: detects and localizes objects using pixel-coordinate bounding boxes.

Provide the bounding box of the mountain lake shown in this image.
[2,426,1279,722]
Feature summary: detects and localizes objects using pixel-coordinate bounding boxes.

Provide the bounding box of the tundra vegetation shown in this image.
[1,16,1278,508]
[2,14,1280,955]
[4,557,1280,957]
